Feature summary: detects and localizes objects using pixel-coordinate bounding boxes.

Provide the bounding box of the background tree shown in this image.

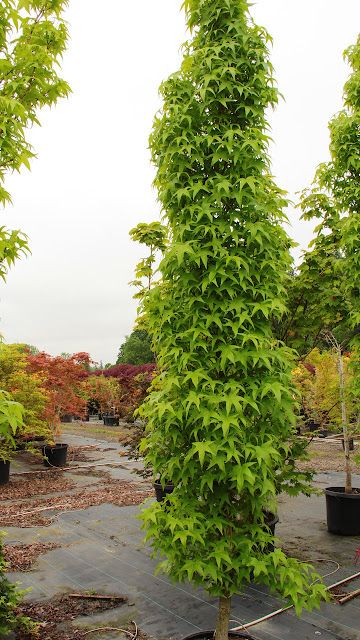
[129,221,167,331]
[0,0,71,205]
[140,1,326,637]
[292,348,351,431]
[285,35,360,494]
[83,375,120,416]
[279,35,360,356]
[98,363,155,421]
[0,0,70,276]
[0,343,50,441]
[27,352,90,437]
[117,329,154,365]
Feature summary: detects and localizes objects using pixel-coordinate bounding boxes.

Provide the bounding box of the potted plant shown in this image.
[26,352,90,467]
[138,1,327,638]
[84,375,122,425]
[0,390,25,484]
[322,336,360,535]
[0,533,37,636]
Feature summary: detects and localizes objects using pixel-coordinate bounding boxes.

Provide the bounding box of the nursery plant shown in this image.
[0,534,35,636]
[292,348,349,432]
[0,343,51,443]
[139,1,327,637]
[84,374,120,416]
[26,352,90,441]
[0,389,25,462]
[290,35,360,533]
[99,364,155,421]
[129,221,168,331]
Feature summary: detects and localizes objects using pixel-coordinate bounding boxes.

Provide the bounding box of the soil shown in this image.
[0,480,152,527]
[0,471,75,501]
[62,422,132,443]
[296,440,360,473]
[4,542,61,571]
[15,593,139,640]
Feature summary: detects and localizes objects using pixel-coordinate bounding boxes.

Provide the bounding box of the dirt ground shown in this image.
[297,438,360,473]
[62,421,135,444]
[3,426,360,640]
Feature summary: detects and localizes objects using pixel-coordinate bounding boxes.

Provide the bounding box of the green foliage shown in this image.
[117,330,154,365]
[0,388,25,461]
[283,35,360,356]
[0,0,71,206]
[84,375,120,414]
[0,534,36,636]
[293,349,354,431]
[0,0,69,281]
[0,225,29,282]
[140,0,327,622]
[129,221,168,331]
[0,343,50,442]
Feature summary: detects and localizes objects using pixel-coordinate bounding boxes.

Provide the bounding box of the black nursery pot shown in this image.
[325,486,360,535]
[182,631,254,640]
[154,480,175,502]
[103,415,119,426]
[61,414,73,423]
[0,460,10,485]
[341,438,354,451]
[42,443,68,468]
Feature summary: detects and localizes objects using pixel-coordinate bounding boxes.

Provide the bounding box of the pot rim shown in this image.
[325,486,360,498]
[43,442,68,450]
[181,630,253,640]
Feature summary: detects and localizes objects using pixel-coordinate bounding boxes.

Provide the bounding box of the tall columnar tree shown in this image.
[139,1,326,637]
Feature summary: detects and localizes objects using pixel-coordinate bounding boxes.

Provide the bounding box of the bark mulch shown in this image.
[67,446,103,463]
[16,593,139,640]
[4,542,61,571]
[0,471,75,501]
[0,480,152,528]
[296,440,360,473]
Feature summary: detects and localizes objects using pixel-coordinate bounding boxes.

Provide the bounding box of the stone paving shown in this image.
[2,433,360,640]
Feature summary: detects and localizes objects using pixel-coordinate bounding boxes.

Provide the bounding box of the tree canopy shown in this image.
[117,330,154,366]
[139,1,327,635]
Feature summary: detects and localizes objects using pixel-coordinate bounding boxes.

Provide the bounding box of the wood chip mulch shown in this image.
[4,542,61,571]
[0,480,152,527]
[296,441,360,473]
[16,593,131,639]
[67,446,102,463]
[0,471,75,501]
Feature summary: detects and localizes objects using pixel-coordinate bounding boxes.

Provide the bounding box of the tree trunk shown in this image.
[338,349,352,494]
[215,596,231,640]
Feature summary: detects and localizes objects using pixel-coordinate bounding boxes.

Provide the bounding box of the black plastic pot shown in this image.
[0,460,10,485]
[182,631,253,640]
[325,486,360,535]
[61,414,73,423]
[307,421,320,432]
[154,481,175,502]
[341,438,354,451]
[42,443,68,468]
[103,415,119,426]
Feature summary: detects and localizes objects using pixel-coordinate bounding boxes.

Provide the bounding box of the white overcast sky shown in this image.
[1,1,359,364]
